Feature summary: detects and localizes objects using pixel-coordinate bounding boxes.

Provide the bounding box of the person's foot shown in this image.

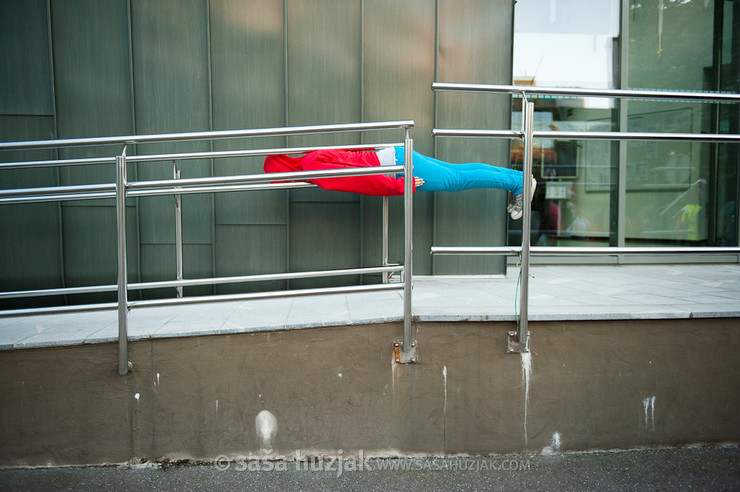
[509,177,537,220]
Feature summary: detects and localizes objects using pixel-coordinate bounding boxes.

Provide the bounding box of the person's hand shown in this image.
[414,177,425,188]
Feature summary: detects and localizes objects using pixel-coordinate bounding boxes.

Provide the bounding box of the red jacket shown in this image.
[264,149,409,196]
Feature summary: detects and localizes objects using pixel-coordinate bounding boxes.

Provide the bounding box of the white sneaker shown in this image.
[509,177,537,220]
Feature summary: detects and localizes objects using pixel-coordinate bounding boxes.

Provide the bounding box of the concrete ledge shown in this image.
[0,318,738,466]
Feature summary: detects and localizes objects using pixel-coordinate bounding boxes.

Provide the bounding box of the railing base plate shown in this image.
[507,331,528,354]
[393,340,417,364]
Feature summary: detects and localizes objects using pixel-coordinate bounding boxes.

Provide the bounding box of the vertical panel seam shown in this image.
[284,0,291,284]
[432,0,440,275]
[206,0,216,292]
[127,0,143,291]
[47,0,68,299]
[359,0,365,271]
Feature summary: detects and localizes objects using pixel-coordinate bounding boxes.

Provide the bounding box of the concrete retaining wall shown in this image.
[1,319,738,466]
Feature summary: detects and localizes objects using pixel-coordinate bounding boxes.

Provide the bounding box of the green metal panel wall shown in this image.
[361,0,437,276]
[286,0,364,288]
[132,0,214,297]
[0,1,61,309]
[50,0,137,301]
[0,0,515,307]
[210,0,288,294]
[0,0,53,115]
[434,0,513,275]
[0,117,61,309]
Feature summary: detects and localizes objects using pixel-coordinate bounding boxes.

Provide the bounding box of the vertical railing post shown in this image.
[382,196,389,283]
[116,150,131,375]
[394,130,416,363]
[509,100,534,353]
[174,162,183,298]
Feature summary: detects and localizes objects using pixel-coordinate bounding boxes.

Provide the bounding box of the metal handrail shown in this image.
[0,142,402,171]
[432,83,740,103]
[0,165,406,204]
[433,129,740,143]
[0,121,414,151]
[432,246,740,256]
[431,82,740,354]
[0,283,404,319]
[0,121,416,374]
[0,265,405,300]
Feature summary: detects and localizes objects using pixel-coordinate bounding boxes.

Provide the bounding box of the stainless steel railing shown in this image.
[0,121,416,374]
[431,83,740,354]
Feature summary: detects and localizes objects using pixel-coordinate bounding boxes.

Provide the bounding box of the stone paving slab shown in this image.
[1,264,739,350]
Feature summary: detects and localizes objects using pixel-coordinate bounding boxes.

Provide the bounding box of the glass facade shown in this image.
[509,0,739,254]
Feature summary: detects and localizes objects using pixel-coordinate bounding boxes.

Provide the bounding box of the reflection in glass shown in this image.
[510,0,738,251]
[510,0,620,248]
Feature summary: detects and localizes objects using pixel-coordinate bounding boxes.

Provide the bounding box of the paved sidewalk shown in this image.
[1,264,739,350]
[0,446,737,491]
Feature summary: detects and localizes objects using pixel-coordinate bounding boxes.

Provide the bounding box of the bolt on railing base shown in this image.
[393,340,417,364]
[507,331,529,354]
[119,360,133,376]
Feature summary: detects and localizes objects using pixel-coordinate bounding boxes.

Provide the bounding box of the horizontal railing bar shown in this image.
[0,156,115,170]
[0,282,404,318]
[431,246,740,255]
[534,246,740,255]
[0,183,115,199]
[0,121,415,152]
[0,143,403,171]
[135,266,404,290]
[0,184,319,205]
[537,131,740,143]
[0,165,405,204]
[432,129,523,139]
[128,283,403,309]
[432,83,740,103]
[433,129,740,143]
[128,165,405,191]
[129,182,317,197]
[127,142,402,163]
[0,302,119,318]
[0,266,404,300]
[430,247,522,256]
[0,285,117,299]
[0,192,115,205]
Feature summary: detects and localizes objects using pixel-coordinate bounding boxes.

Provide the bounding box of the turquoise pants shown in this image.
[394,147,523,195]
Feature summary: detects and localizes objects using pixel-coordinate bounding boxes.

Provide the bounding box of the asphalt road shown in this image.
[0,446,738,491]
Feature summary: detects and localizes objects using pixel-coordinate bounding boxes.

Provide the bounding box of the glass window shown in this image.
[510,0,738,251]
[510,0,621,248]
[625,0,714,246]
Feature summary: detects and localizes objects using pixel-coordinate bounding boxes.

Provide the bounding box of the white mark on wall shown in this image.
[391,356,398,409]
[541,432,562,455]
[255,410,278,453]
[215,399,219,411]
[521,352,532,444]
[643,396,656,431]
[156,373,160,385]
[442,366,448,414]
[134,393,140,401]
[338,372,342,379]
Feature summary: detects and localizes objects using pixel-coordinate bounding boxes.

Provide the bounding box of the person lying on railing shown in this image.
[264,146,536,220]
